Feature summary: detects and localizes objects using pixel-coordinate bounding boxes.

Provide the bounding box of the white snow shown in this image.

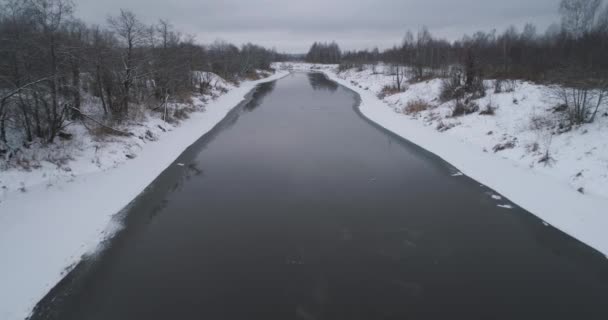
[0,70,288,320]
[2,60,607,319]
[276,62,608,257]
[497,204,514,209]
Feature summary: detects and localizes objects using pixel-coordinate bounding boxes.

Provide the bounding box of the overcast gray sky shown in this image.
[74,0,561,53]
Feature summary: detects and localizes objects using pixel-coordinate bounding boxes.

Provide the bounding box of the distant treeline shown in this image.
[305,42,341,64]
[310,0,608,86]
[0,0,283,145]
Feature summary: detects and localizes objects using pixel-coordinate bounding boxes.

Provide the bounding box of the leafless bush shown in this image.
[378,85,404,99]
[390,64,407,91]
[494,79,516,93]
[492,139,517,152]
[528,114,556,166]
[480,96,498,115]
[538,135,555,166]
[451,100,479,117]
[552,84,607,125]
[171,102,196,121]
[244,70,263,81]
[404,99,432,115]
[195,72,215,95]
[440,68,466,102]
[436,120,457,132]
[337,63,354,72]
[467,76,486,100]
[526,142,540,154]
[371,64,380,74]
[479,104,496,115]
[529,114,556,132]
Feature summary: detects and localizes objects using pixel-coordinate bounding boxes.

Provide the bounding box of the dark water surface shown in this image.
[32,73,608,320]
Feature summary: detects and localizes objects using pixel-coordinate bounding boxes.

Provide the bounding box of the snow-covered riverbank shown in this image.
[276,62,608,258]
[1,61,606,319]
[0,70,288,320]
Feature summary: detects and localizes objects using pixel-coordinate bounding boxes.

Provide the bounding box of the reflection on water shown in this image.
[307,72,338,92]
[243,80,276,111]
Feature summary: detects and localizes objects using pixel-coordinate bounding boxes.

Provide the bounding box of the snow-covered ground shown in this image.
[276,62,608,257]
[0,70,288,320]
[1,61,606,319]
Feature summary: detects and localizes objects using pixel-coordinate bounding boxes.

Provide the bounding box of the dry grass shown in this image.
[403,99,433,115]
[451,101,479,117]
[173,90,195,103]
[378,85,404,99]
[173,104,196,121]
[244,71,263,81]
[479,102,497,115]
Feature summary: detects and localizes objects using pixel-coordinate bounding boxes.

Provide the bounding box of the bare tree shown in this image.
[391,64,406,91]
[65,19,87,119]
[29,0,75,141]
[596,3,608,32]
[560,0,602,38]
[107,9,148,117]
[1,0,277,152]
[413,27,432,80]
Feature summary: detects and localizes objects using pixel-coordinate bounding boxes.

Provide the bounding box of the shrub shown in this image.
[492,140,516,152]
[440,68,465,102]
[529,114,556,132]
[479,104,496,115]
[404,99,432,115]
[468,76,486,99]
[337,63,354,72]
[173,105,194,120]
[440,68,485,102]
[552,85,607,125]
[494,79,516,93]
[378,85,404,99]
[436,120,457,132]
[480,98,497,115]
[451,100,479,117]
[244,70,263,80]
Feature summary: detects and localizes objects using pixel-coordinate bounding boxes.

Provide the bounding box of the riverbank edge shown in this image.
[302,65,608,258]
[0,71,289,320]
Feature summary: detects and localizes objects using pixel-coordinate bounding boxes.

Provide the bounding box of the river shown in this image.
[31,72,608,320]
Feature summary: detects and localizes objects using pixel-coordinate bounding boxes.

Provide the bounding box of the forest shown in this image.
[0,0,280,147]
[306,0,608,124]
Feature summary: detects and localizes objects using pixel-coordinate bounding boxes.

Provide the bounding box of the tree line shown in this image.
[311,0,608,124]
[0,0,280,146]
[343,0,608,85]
[305,42,341,64]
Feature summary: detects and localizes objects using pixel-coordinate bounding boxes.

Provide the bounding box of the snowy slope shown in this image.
[0,70,288,320]
[277,62,608,257]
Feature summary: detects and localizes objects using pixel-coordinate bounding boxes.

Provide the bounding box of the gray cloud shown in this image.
[74,0,560,52]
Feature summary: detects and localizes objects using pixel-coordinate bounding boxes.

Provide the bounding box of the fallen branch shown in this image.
[0,76,53,105]
[69,106,132,137]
